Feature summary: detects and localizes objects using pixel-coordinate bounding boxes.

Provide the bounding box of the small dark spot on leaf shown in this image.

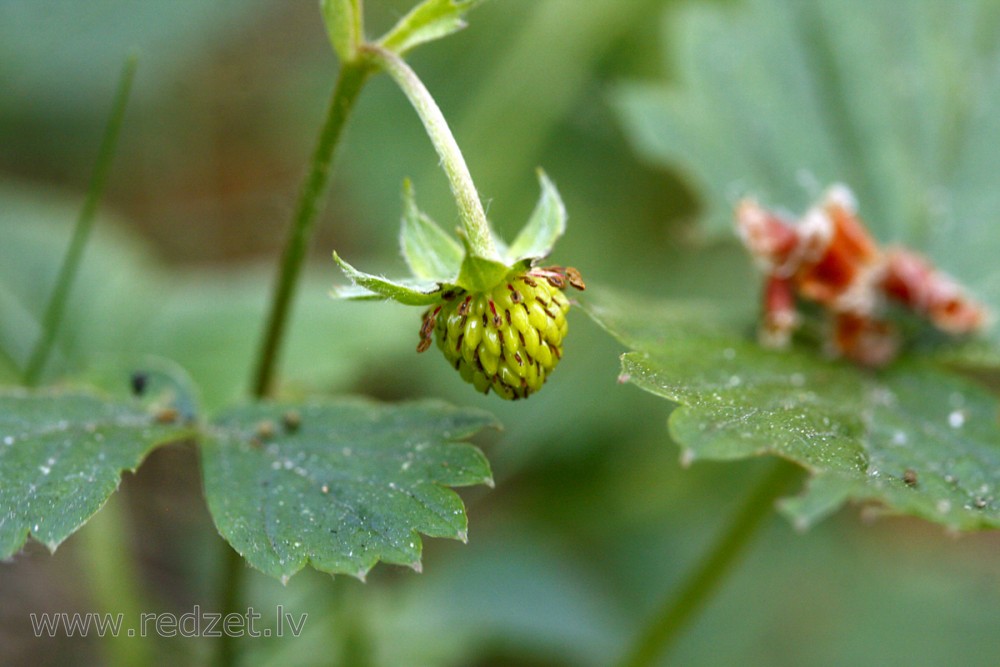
[130,371,148,396]
[903,469,918,487]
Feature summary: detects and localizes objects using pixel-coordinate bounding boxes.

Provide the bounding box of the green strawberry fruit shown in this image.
[419,266,584,400]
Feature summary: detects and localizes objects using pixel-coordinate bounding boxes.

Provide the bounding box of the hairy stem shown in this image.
[250,59,372,398]
[362,43,498,260]
[617,460,801,667]
[23,55,137,386]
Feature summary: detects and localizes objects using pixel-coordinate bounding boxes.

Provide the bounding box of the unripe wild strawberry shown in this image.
[334,169,577,400]
[331,49,578,399]
[418,267,584,400]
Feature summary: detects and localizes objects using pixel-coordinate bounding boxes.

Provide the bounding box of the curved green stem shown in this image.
[362,43,498,261]
[23,55,137,387]
[250,59,373,398]
[616,460,801,667]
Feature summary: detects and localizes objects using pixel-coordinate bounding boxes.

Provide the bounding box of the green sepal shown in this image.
[332,252,443,305]
[509,257,534,273]
[505,169,567,264]
[379,0,483,57]
[456,248,511,293]
[320,0,363,62]
[399,179,464,281]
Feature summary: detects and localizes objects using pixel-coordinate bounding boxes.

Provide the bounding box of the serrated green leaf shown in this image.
[585,287,1000,531]
[333,252,443,305]
[399,179,464,281]
[0,389,194,558]
[613,0,1000,320]
[200,399,496,581]
[320,0,363,61]
[379,0,482,56]
[505,170,567,264]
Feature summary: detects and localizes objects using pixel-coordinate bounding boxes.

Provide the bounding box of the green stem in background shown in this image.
[216,545,249,667]
[335,578,376,667]
[79,494,157,667]
[617,460,801,667]
[16,57,146,667]
[362,43,499,261]
[22,55,138,387]
[250,59,372,398]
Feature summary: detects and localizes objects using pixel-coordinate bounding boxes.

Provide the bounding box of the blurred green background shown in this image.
[1,0,998,665]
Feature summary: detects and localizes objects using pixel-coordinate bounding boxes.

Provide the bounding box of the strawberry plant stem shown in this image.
[617,460,801,667]
[250,59,372,398]
[23,55,137,387]
[363,44,499,261]
[217,545,248,667]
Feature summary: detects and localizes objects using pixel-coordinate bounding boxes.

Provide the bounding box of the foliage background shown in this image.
[1,0,998,665]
